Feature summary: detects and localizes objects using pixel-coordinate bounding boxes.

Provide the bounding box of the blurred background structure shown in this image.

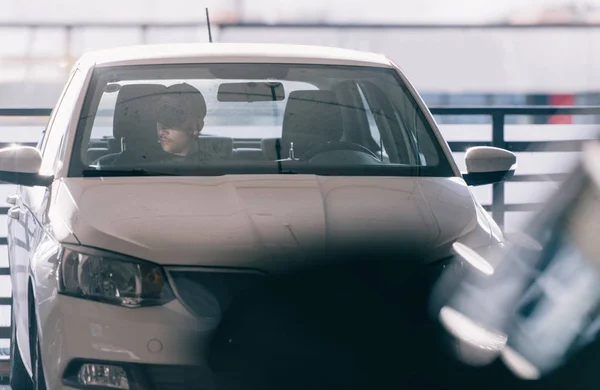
[1,0,600,365]
[1,0,600,109]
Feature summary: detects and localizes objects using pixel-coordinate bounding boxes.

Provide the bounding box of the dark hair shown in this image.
[155,83,207,129]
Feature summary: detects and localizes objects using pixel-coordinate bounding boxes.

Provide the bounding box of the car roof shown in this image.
[77,43,394,69]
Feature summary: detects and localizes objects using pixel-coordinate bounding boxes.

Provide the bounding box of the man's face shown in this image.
[157,121,200,156]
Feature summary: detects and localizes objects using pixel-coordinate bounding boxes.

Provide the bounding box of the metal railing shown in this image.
[0,108,50,384]
[430,106,600,227]
[0,105,599,383]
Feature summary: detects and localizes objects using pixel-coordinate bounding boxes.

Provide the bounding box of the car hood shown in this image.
[50,175,495,270]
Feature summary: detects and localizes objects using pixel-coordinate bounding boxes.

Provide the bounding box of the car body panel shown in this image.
[37,294,216,390]
[47,175,492,268]
[82,43,394,69]
[24,174,497,390]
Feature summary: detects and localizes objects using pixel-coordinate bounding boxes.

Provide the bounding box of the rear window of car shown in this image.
[69,63,456,178]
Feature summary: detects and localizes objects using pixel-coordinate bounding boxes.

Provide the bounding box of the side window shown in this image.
[361,80,442,167]
[90,91,117,139]
[358,82,421,165]
[37,70,77,152]
[358,86,426,165]
[35,131,46,150]
[40,69,86,175]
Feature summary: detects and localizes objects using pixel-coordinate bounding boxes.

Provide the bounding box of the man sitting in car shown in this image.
[155,83,216,163]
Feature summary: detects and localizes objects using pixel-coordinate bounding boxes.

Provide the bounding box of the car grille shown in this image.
[167,269,266,318]
[140,364,214,390]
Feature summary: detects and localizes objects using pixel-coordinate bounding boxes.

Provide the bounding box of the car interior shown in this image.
[84,77,426,168]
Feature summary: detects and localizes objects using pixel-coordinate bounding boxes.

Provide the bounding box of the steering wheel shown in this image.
[301,141,381,161]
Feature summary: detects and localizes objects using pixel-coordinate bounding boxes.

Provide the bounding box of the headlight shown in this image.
[57,245,174,308]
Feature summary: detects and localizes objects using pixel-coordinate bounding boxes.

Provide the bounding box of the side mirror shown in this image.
[463,146,517,186]
[0,146,53,187]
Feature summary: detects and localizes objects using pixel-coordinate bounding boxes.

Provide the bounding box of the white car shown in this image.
[3,43,515,390]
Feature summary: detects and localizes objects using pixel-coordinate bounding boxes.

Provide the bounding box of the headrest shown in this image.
[261,138,280,160]
[113,84,166,141]
[280,90,344,159]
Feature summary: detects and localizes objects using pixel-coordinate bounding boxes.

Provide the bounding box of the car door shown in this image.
[7,68,83,370]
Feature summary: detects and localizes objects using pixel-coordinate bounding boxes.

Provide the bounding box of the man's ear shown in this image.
[193,119,204,137]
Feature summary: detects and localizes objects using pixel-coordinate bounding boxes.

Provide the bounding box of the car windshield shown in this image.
[69,63,455,177]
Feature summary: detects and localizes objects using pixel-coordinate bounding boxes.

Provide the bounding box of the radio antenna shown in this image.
[205,7,213,43]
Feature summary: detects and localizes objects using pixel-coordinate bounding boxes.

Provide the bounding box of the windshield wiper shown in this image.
[81,168,178,177]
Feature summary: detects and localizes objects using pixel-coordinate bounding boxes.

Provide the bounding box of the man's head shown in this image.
[156,83,207,156]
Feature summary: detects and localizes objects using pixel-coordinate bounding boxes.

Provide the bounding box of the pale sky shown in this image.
[0,0,597,24]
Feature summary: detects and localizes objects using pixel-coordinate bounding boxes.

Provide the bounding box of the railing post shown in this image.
[492,113,506,229]
[141,25,149,45]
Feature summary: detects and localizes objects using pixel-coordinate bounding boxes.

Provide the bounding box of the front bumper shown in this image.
[38,294,220,390]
